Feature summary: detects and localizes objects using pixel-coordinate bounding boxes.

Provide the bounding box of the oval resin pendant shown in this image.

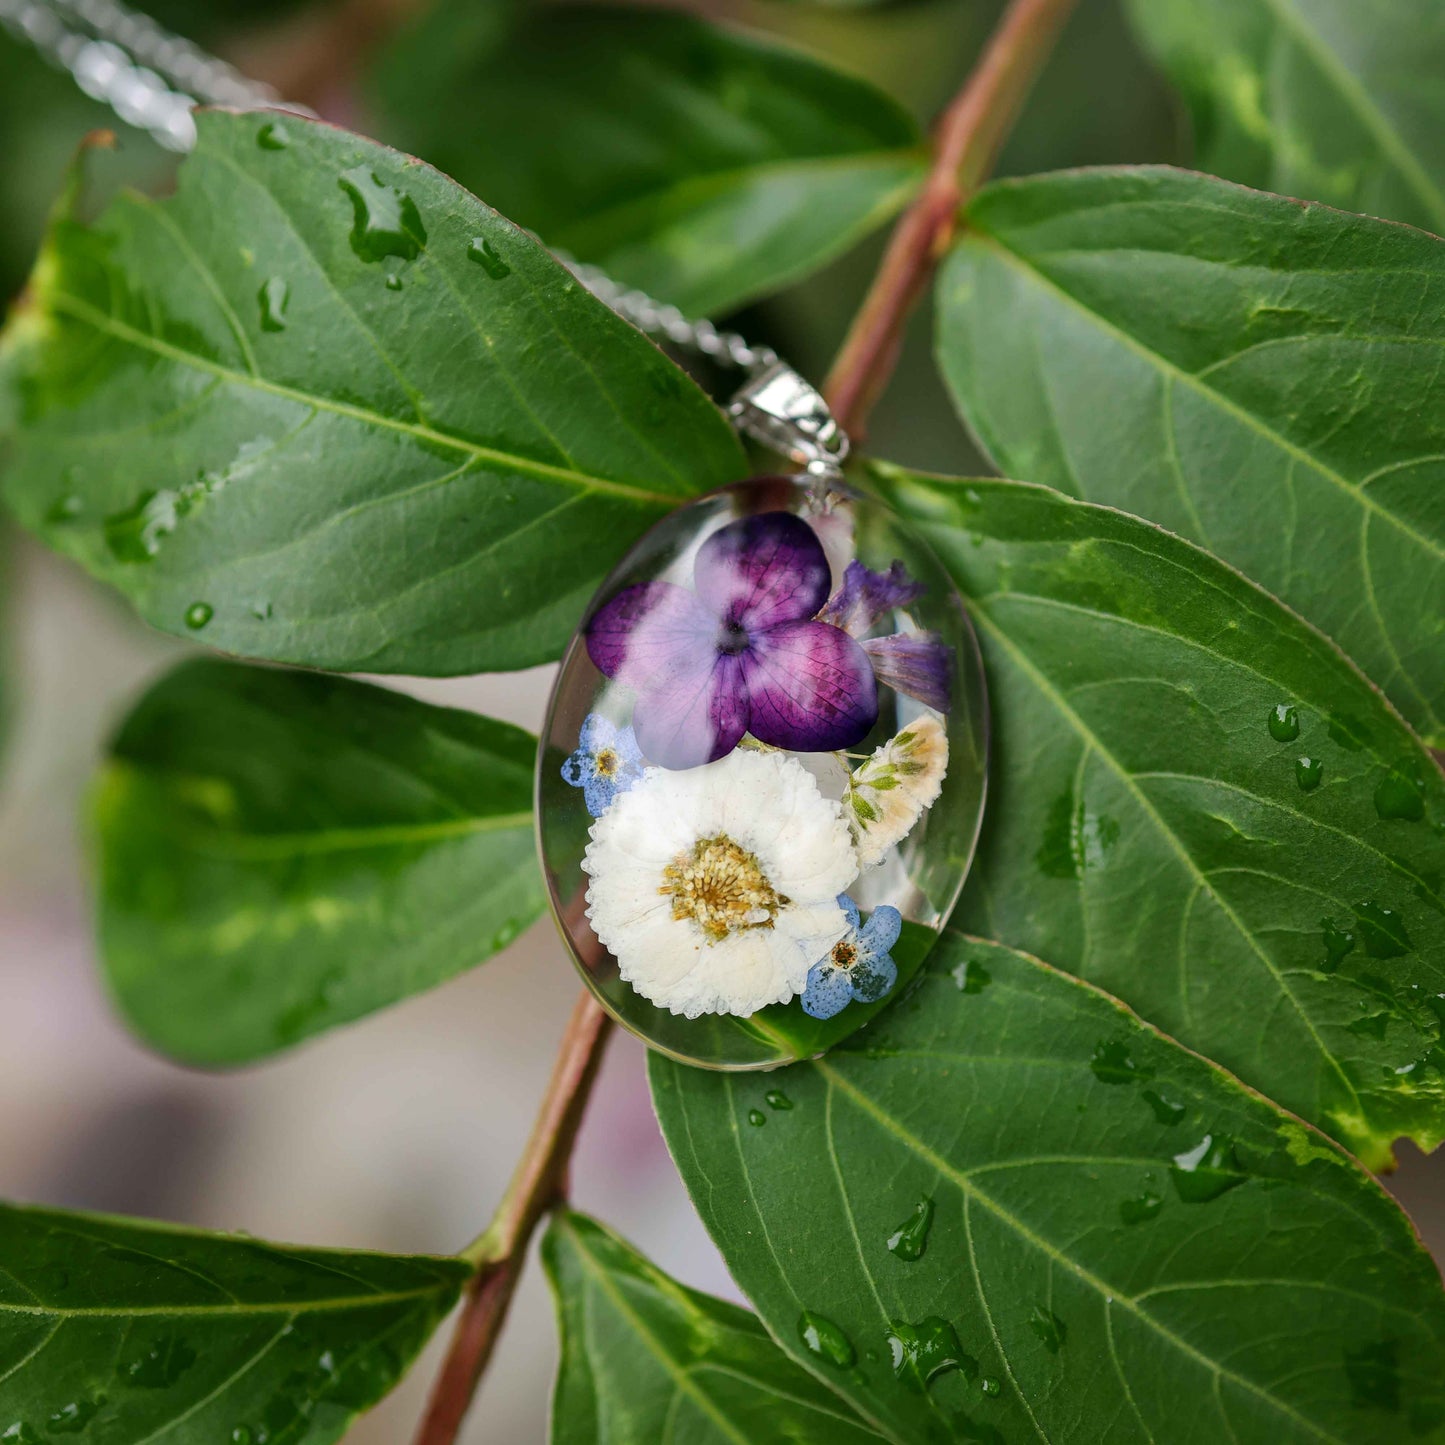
[538,476,988,1068]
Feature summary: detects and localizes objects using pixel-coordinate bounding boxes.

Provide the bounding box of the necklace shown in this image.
[4,0,989,1067]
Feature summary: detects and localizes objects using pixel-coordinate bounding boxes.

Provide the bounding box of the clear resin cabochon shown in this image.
[538,476,988,1068]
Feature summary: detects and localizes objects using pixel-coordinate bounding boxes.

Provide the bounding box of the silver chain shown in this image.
[1,0,849,478]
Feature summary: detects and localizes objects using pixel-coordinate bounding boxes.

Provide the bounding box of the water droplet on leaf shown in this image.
[46,494,83,525]
[257,120,290,150]
[980,1375,1002,1397]
[747,1108,766,1127]
[1354,901,1412,959]
[1267,704,1299,742]
[1295,756,1323,792]
[467,237,511,278]
[765,1090,792,1111]
[952,957,991,993]
[1027,1304,1066,1353]
[1090,1038,1152,1086]
[185,602,214,630]
[257,277,289,332]
[886,1316,973,1391]
[1321,917,1356,972]
[1120,1188,1163,1225]
[886,1196,934,1261]
[338,166,427,264]
[1141,1088,1186,1125]
[1170,1133,1246,1202]
[1374,771,1425,822]
[798,1311,855,1368]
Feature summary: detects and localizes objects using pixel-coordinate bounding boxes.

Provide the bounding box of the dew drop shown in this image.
[1141,1088,1186,1126]
[0,1426,42,1444]
[384,272,404,291]
[886,1196,935,1262]
[1090,1038,1152,1086]
[117,1333,197,1388]
[1354,901,1412,960]
[1027,1304,1066,1353]
[1120,1188,1163,1225]
[1295,756,1324,792]
[338,166,427,264]
[951,957,991,993]
[45,1397,104,1435]
[798,1311,855,1368]
[1170,1133,1246,1202]
[257,277,289,333]
[747,1108,766,1127]
[256,120,290,150]
[886,1316,973,1392]
[1321,917,1356,972]
[764,1089,792,1111]
[466,237,511,279]
[980,1376,1002,1397]
[185,602,214,631]
[1374,771,1425,822]
[1267,703,1300,742]
[46,494,83,525]
[250,600,273,621]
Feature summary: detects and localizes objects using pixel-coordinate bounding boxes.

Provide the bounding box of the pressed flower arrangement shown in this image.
[1,0,1445,1442]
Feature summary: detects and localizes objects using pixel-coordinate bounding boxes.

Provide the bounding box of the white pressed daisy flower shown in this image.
[846,713,949,869]
[583,749,857,1018]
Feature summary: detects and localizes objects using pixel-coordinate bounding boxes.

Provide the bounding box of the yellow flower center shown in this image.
[595,748,619,778]
[660,834,788,944]
[830,939,858,969]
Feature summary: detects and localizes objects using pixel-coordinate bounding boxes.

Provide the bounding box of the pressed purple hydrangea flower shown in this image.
[819,559,951,713]
[802,895,902,1019]
[586,512,878,770]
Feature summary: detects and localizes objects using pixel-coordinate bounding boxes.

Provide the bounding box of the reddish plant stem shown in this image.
[413,990,613,1445]
[823,0,1081,441]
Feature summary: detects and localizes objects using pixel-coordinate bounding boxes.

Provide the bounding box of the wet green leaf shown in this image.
[937,166,1445,743]
[1125,0,1445,232]
[370,4,926,315]
[0,111,744,674]
[880,469,1445,1167]
[651,934,1445,1443]
[0,1199,467,1443]
[95,659,542,1063]
[543,1210,883,1443]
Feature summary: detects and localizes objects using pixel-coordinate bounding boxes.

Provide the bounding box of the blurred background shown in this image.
[2,0,1441,1438]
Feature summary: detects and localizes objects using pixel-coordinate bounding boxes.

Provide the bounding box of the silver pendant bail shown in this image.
[727,361,850,484]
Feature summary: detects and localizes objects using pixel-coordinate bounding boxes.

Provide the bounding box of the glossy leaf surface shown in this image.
[371,4,926,315]
[543,1210,883,1443]
[937,167,1445,743]
[879,470,1445,1168]
[1126,0,1445,232]
[95,659,542,1064]
[0,1200,467,1442]
[652,934,1445,1444]
[0,112,744,674]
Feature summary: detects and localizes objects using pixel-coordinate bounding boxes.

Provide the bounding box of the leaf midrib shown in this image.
[39,291,681,509]
[0,1281,452,1319]
[969,231,1445,565]
[1260,0,1445,230]
[814,1060,1346,1445]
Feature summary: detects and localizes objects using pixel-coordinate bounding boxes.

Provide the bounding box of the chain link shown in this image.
[2,0,848,473]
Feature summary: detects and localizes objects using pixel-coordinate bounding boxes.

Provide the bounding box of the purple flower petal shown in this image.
[818,559,924,636]
[695,512,831,631]
[633,651,749,770]
[802,962,853,1020]
[742,620,878,753]
[862,632,952,712]
[586,581,716,688]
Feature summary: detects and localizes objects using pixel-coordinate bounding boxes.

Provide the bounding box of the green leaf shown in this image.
[1125,0,1445,232]
[0,1199,467,1443]
[370,4,926,315]
[0,112,744,675]
[651,934,1445,1444]
[878,469,1445,1168]
[543,1210,884,1443]
[95,658,542,1064]
[936,166,1445,743]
